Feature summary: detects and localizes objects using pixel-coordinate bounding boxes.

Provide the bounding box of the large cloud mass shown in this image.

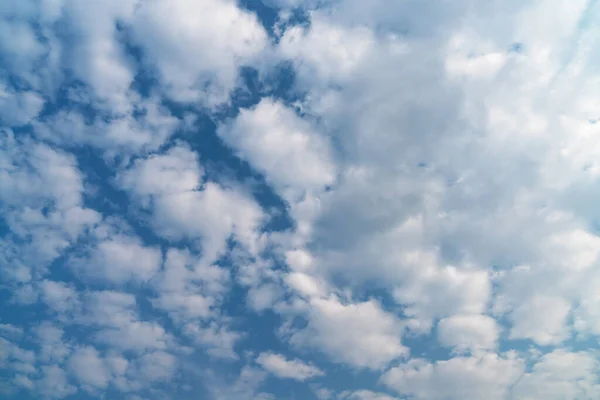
[1,0,600,399]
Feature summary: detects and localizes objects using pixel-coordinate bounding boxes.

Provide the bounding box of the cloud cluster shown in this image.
[1,0,600,399]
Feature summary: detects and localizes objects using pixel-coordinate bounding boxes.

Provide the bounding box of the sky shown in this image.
[1,0,600,399]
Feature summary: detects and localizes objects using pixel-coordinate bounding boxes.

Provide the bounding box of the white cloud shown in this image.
[0,4,46,84]
[67,346,110,390]
[338,390,398,400]
[381,352,524,400]
[34,323,71,364]
[291,296,408,370]
[71,234,162,285]
[31,91,180,158]
[512,350,600,399]
[150,248,230,321]
[219,99,336,194]
[118,145,265,263]
[278,15,376,85]
[247,283,283,312]
[256,352,324,381]
[80,291,172,353]
[37,365,77,399]
[129,0,268,104]
[58,0,138,112]
[0,133,100,287]
[183,321,242,360]
[2,0,600,399]
[39,280,80,315]
[133,351,177,382]
[0,85,44,126]
[437,314,500,353]
[507,295,571,346]
[206,365,272,400]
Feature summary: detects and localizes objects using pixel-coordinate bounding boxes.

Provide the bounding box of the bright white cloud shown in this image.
[0,85,44,126]
[71,234,162,285]
[291,297,408,370]
[129,0,268,104]
[256,352,324,381]
[2,0,600,399]
[80,291,172,354]
[512,350,600,399]
[39,280,80,315]
[507,294,572,346]
[437,314,500,353]
[219,98,336,193]
[381,352,524,400]
[338,390,399,400]
[118,145,265,263]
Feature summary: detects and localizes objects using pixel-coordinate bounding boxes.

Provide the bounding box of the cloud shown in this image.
[0,132,101,289]
[37,365,77,399]
[34,323,71,364]
[151,248,229,320]
[0,84,44,126]
[70,234,162,285]
[437,314,500,353]
[381,352,524,400]
[2,0,600,398]
[256,352,324,381]
[80,290,173,354]
[129,0,268,105]
[117,144,265,263]
[34,97,180,156]
[39,280,80,315]
[67,346,110,391]
[507,295,571,346]
[290,296,408,370]
[219,98,336,193]
[183,320,242,360]
[512,350,600,399]
[338,390,399,400]
[206,365,273,400]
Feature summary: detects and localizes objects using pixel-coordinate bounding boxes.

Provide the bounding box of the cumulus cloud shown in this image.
[512,350,600,399]
[2,0,600,398]
[338,390,399,400]
[70,234,162,285]
[437,314,500,353]
[129,0,268,104]
[256,352,324,381]
[290,297,408,370]
[67,346,110,391]
[381,352,524,400]
[117,144,265,262]
[219,98,336,193]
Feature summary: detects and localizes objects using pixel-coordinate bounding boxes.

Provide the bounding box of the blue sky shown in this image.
[1,0,600,399]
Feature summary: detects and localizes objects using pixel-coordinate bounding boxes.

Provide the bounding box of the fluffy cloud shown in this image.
[437,314,500,353]
[70,234,162,285]
[37,365,77,399]
[2,0,600,399]
[256,352,324,381]
[381,352,524,400]
[219,98,336,193]
[118,144,265,262]
[129,0,268,104]
[81,291,173,353]
[512,350,600,399]
[338,390,398,400]
[67,346,110,391]
[290,297,408,370]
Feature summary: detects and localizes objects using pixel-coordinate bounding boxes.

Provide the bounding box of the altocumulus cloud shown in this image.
[1,0,600,399]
